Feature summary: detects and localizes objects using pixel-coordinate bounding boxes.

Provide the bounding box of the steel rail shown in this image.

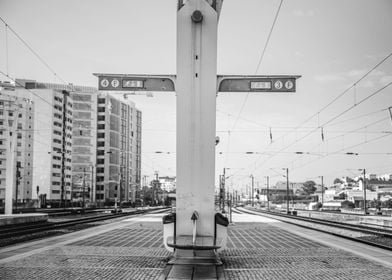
[0,208,168,240]
[236,207,392,251]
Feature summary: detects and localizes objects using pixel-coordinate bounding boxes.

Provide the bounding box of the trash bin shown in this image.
[162,213,176,252]
[215,213,229,252]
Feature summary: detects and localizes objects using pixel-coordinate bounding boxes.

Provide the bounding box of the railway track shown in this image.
[0,207,169,240]
[235,207,392,251]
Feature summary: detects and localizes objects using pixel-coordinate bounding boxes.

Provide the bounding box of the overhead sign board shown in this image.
[217,75,300,92]
[94,74,176,92]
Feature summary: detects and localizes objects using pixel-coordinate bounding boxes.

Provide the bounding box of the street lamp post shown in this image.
[266,176,270,211]
[82,168,86,213]
[250,174,254,207]
[319,175,324,206]
[359,169,367,215]
[284,168,289,214]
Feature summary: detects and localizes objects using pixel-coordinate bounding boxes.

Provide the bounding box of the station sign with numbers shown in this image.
[95,74,176,92]
[217,76,300,92]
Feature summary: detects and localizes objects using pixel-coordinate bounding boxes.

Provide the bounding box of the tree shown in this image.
[346,177,355,183]
[334,178,344,184]
[302,181,316,195]
[341,200,355,209]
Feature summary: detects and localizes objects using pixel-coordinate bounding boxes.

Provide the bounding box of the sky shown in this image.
[0,0,391,192]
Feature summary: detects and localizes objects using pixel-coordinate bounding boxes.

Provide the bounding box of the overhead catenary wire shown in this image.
[0,16,67,84]
[326,107,390,127]
[231,0,284,131]
[277,116,391,169]
[230,83,392,180]
[0,16,98,118]
[291,133,392,172]
[259,51,392,150]
[224,52,392,182]
[248,79,392,176]
[224,0,285,167]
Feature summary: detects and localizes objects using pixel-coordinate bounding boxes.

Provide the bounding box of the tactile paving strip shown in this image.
[222,222,392,279]
[227,223,326,249]
[69,227,164,248]
[0,221,169,280]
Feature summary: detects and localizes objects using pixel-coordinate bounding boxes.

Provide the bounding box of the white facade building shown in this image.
[0,87,34,203]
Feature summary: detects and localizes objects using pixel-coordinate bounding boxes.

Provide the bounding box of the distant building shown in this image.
[273,181,304,194]
[346,190,377,208]
[133,109,142,200]
[69,88,98,205]
[95,93,141,205]
[2,79,142,207]
[13,80,74,205]
[159,176,176,192]
[0,90,34,202]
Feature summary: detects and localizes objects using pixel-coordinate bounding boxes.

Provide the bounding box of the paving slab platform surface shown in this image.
[0,212,392,279]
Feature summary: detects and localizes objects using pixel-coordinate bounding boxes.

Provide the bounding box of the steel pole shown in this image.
[251,175,254,207]
[266,176,270,211]
[82,168,86,213]
[363,169,367,215]
[286,168,289,214]
[321,175,324,205]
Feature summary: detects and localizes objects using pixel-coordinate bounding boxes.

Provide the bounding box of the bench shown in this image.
[166,235,224,250]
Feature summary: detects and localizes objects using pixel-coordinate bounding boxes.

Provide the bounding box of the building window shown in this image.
[97,141,105,147]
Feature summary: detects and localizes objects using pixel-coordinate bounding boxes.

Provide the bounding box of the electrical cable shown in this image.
[223,0,285,168]
[0,16,67,84]
[249,80,392,176]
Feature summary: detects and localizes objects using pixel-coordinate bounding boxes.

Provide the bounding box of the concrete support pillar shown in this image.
[176,0,218,239]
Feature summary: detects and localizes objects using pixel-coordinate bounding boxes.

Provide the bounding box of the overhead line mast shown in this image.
[94,0,299,264]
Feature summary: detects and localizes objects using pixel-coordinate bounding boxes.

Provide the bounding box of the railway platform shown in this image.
[1,210,392,279]
[0,213,48,226]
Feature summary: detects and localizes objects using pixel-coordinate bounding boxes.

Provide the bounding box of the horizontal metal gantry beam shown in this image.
[94,73,301,93]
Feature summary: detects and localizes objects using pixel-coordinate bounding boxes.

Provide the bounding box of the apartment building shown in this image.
[69,89,97,205]
[0,86,34,203]
[96,93,141,205]
[13,80,73,205]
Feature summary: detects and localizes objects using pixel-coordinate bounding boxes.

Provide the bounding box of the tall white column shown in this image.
[176,0,218,237]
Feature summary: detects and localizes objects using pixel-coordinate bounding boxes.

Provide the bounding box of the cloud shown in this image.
[314,74,346,83]
[359,80,375,88]
[347,69,367,78]
[379,75,392,85]
[293,9,315,17]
